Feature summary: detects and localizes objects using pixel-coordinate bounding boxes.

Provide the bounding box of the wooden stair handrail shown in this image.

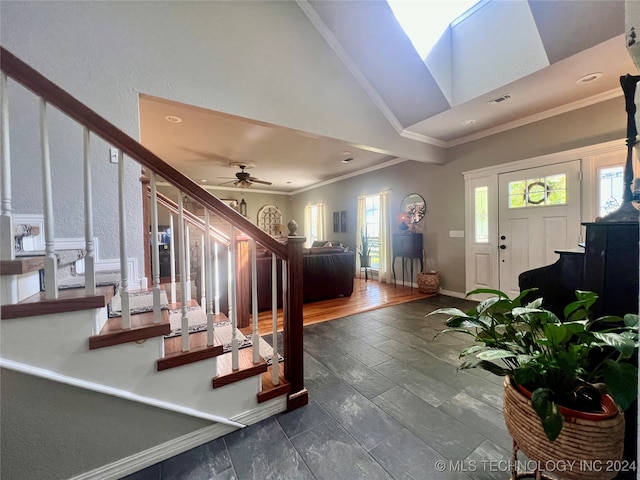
[151,187,231,246]
[0,46,287,259]
[1,45,308,411]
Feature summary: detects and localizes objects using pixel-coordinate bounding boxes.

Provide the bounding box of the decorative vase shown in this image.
[503,377,625,480]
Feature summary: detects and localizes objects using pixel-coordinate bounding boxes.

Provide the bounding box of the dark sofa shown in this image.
[253,246,355,311]
[196,242,355,315]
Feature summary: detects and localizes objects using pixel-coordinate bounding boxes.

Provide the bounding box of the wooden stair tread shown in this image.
[212,347,268,388]
[89,309,170,350]
[258,366,290,403]
[163,312,229,354]
[158,313,229,371]
[167,298,200,310]
[1,249,88,276]
[157,341,224,371]
[1,256,45,275]
[1,285,115,320]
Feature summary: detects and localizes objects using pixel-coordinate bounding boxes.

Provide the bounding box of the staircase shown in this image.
[0,47,306,479]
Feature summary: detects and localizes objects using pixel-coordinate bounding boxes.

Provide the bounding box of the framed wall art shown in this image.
[221,199,239,211]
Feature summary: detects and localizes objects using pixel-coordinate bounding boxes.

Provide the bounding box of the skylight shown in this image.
[387,0,481,59]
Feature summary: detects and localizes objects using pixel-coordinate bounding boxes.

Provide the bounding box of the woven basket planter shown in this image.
[503,377,625,480]
[417,272,439,294]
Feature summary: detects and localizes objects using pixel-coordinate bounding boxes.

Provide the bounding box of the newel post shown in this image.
[284,220,308,411]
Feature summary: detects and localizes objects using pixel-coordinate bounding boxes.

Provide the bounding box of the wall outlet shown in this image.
[109,148,119,164]
[449,230,464,238]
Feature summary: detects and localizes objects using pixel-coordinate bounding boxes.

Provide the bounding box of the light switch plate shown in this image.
[109,148,119,164]
[449,230,464,238]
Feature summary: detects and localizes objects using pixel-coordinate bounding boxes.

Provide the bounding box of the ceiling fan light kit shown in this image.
[218,162,272,188]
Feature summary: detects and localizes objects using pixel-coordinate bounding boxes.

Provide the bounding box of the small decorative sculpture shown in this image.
[287,220,298,236]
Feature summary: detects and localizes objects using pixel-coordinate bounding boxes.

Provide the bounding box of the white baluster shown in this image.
[150,172,161,323]
[178,195,188,352]
[214,241,220,315]
[83,128,95,295]
[229,226,238,370]
[251,240,260,364]
[0,72,14,262]
[117,149,130,328]
[185,224,191,302]
[205,210,214,347]
[169,214,176,304]
[200,234,206,312]
[40,100,57,299]
[271,252,279,384]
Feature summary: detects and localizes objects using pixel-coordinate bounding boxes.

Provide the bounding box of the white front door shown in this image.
[498,160,582,297]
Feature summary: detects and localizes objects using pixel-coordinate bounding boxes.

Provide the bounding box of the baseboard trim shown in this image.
[438,288,467,299]
[231,396,287,425]
[70,396,288,480]
[69,423,238,480]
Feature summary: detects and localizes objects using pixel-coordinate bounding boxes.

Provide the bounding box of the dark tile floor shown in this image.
[123,295,635,480]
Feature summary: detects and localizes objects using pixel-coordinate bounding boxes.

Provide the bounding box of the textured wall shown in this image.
[0,368,212,480]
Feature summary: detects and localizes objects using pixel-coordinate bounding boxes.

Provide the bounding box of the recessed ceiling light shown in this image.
[164,115,182,123]
[200,179,207,183]
[576,72,603,84]
[341,157,354,164]
[340,151,351,156]
[461,119,476,126]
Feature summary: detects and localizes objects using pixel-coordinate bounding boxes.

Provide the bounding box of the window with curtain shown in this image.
[304,203,324,247]
[364,196,381,269]
[357,192,391,282]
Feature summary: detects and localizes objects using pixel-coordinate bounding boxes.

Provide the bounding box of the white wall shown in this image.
[1,0,446,274]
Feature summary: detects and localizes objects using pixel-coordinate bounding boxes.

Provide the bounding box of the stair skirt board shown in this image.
[68,397,287,480]
[0,310,269,420]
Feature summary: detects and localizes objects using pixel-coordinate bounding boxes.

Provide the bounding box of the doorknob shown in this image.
[499,244,507,250]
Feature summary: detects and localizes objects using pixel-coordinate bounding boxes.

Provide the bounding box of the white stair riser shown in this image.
[0,309,262,419]
[0,271,41,304]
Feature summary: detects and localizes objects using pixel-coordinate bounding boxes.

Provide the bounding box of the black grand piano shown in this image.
[518,221,639,318]
[520,74,639,316]
[519,74,639,468]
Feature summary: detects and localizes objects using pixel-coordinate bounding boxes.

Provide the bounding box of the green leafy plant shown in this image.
[358,229,371,257]
[428,288,638,442]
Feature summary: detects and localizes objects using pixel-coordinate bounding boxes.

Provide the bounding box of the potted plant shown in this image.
[428,288,638,480]
[358,229,372,268]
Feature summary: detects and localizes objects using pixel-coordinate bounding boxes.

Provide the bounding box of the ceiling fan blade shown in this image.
[216,179,236,186]
[249,178,272,185]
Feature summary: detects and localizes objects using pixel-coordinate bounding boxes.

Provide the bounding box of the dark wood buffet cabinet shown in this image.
[393,233,423,286]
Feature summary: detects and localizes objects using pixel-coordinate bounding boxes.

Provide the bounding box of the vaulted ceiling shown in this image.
[139,0,637,194]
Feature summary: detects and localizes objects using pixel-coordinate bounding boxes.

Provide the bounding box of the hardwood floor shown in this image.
[251,277,432,336]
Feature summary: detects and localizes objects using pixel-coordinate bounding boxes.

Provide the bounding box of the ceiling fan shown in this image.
[229,164,272,188]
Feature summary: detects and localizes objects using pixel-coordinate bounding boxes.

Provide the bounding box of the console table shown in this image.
[393,233,423,287]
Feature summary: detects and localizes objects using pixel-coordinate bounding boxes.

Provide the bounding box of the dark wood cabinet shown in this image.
[393,234,423,286]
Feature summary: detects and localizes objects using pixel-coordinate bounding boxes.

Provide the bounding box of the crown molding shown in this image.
[446,88,623,147]
[399,129,448,148]
[291,157,408,194]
